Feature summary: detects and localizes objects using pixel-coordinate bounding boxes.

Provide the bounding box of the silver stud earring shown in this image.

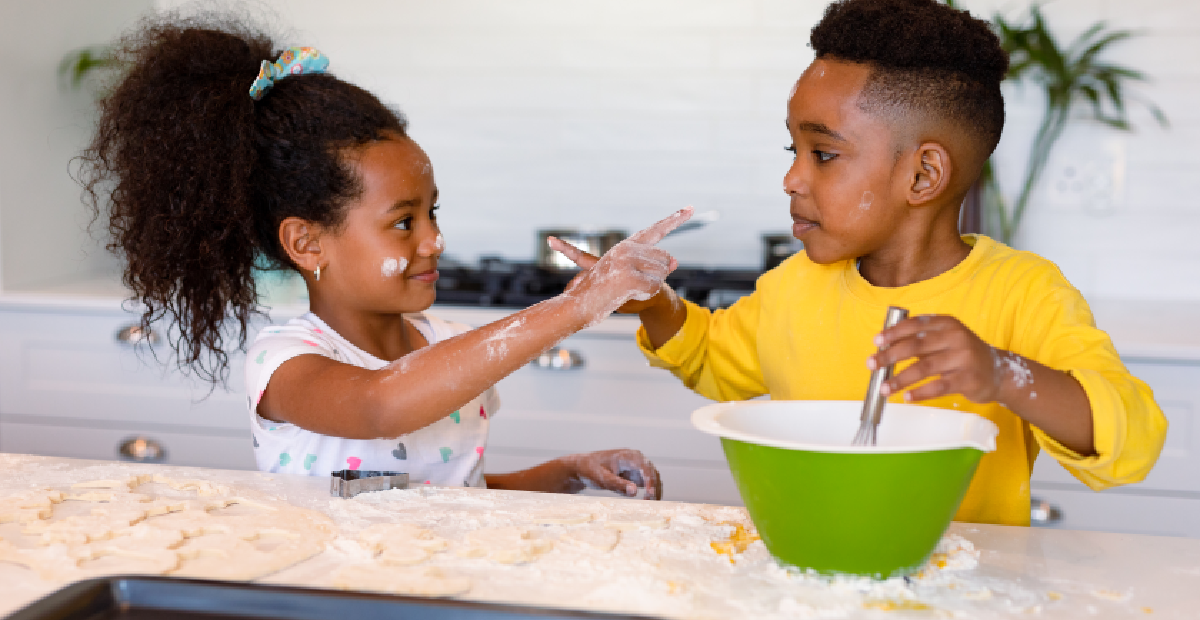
[314,265,321,282]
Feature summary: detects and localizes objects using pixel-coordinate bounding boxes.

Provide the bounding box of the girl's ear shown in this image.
[908,142,952,206]
[279,217,325,275]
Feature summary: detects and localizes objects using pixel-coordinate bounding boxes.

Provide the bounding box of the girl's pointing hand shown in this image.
[549,206,693,317]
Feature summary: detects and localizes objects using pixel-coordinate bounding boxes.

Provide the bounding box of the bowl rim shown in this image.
[692,400,998,454]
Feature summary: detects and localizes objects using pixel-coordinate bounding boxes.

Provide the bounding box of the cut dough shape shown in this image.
[0,489,64,524]
[24,510,148,545]
[62,491,152,504]
[152,476,230,496]
[333,563,471,597]
[604,513,669,530]
[140,498,192,517]
[142,510,233,538]
[560,525,620,552]
[205,496,278,512]
[377,546,429,566]
[457,527,552,564]
[530,510,593,525]
[358,522,448,554]
[73,526,182,578]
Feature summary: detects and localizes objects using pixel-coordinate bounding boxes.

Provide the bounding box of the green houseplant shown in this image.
[960,2,1167,244]
[58,45,122,91]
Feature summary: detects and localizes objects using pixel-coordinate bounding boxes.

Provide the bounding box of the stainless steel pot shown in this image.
[536,210,720,270]
[762,233,804,271]
[536,229,627,270]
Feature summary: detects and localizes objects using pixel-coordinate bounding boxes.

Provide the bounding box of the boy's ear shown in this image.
[278,217,326,275]
[907,142,952,206]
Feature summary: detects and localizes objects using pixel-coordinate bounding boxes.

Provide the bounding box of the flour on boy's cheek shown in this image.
[381,257,408,278]
[854,190,874,220]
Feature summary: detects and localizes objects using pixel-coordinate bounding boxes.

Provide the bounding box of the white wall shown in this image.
[0,0,154,290]
[110,0,1200,299]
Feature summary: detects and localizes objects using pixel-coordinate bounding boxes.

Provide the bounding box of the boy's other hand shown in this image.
[868,315,1005,404]
[558,449,663,500]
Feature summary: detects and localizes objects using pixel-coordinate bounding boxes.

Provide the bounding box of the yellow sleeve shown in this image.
[1018,278,1168,490]
[636,292,767,402]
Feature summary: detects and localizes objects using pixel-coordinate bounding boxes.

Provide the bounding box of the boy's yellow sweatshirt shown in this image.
[638,235,1167,526]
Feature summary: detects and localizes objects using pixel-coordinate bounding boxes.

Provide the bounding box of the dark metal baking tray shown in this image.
[6,576,662,620]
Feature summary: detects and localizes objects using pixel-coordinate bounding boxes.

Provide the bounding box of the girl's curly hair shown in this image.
[79,13,407,386]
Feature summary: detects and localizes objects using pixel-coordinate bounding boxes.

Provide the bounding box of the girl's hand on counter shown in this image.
[559,449,663,500]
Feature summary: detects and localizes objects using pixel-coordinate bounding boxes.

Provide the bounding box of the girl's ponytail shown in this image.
[80,14,406,386]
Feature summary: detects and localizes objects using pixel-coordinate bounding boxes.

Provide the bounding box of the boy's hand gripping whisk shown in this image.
[853,306,909,446]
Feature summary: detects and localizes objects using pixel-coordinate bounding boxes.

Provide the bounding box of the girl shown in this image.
[79,15,690,499]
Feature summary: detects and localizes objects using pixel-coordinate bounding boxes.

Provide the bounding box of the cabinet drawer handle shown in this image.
[118,436,167,463]
[531,347,585,370]
[1030,497,1062,525]
[115,323,160,346]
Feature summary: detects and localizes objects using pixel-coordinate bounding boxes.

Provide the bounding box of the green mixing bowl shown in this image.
[692,400,998,579]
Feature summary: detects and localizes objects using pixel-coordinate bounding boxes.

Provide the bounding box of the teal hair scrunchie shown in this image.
[248,47,330,101]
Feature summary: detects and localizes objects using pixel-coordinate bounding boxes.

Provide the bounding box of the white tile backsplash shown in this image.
[144,0,1200,297]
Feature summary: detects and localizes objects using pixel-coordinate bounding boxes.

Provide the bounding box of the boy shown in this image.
[550,0,1168,525]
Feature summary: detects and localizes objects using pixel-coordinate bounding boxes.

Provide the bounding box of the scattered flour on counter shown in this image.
[303,487,1073,619]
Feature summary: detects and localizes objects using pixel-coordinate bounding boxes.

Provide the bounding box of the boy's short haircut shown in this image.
[810,0,1009,155]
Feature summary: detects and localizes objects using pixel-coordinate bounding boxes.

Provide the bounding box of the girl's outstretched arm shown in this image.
[258,207,693,439]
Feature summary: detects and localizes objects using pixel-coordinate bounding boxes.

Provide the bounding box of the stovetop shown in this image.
[436,258,760,310]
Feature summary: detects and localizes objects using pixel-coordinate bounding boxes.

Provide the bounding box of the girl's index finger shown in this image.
[547,236,599,268]
[628,206,695,245]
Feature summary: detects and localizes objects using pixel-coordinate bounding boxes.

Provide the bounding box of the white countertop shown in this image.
[2,277,1198,358]
[1,454,1199,619]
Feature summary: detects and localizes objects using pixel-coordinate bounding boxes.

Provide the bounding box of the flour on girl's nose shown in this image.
[433,234,445,252]
[381,257,408,278]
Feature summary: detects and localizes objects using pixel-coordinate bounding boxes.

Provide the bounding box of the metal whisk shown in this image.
[852,306,909,447]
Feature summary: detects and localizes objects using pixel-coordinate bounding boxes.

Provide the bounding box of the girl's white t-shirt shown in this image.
[244,312,498,487]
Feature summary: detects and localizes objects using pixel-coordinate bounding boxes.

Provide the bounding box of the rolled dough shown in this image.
[604,513,669,530]
[332,563,471,597]
[0,474,334,583]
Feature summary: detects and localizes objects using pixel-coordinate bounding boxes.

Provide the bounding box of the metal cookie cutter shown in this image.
[330,470,410,498]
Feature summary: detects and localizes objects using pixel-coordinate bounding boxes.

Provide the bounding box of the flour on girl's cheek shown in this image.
[381,257,408,278]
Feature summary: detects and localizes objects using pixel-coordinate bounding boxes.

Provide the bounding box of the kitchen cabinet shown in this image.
[1030,358,1200,538]
[0,299,257,471]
